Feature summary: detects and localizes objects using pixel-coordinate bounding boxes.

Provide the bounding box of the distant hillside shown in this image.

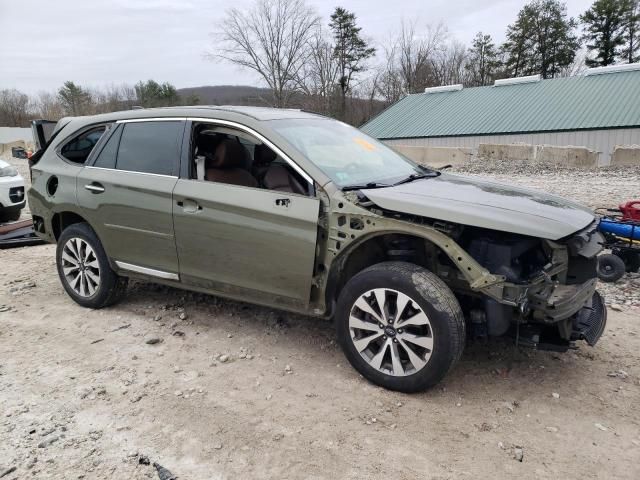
[177,85,274,106]
[177,84,387,126]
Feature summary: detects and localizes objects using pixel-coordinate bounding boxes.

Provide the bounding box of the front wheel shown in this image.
[336,262,466,393]
[56,222,128,308]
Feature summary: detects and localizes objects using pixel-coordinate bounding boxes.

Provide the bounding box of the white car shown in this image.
[0,158,25,222]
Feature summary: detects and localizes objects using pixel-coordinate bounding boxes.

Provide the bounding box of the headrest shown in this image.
[254,143,277,166]
[196,133,221,155]
[209,139,250,169]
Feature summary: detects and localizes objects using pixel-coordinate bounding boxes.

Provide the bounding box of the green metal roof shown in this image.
[361,70,640,139]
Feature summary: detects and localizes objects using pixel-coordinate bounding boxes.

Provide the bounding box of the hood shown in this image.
[361,173,594,240]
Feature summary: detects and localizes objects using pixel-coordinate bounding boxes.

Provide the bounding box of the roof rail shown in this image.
[494,74,541,87]
[584,62,640,76]
[424,84,463,94]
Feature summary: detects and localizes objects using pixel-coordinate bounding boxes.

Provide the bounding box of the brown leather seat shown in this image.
[205,139,258,188]
[263,164,307,195]
[252,143,277,182]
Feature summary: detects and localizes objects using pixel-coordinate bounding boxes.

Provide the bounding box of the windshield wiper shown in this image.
[341,182,391,192]
[391,171,440,186]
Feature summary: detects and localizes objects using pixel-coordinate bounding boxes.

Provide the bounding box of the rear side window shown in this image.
[92,126,122,169]
[60,126,107,164]
[116,121,182,176]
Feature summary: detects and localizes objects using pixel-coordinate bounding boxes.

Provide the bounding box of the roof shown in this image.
[361,68,640,139]
[72,105,321,124]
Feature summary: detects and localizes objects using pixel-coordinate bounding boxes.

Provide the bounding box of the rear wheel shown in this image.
[56,223,127,308]
[597,253,626,283]
[336,262,465,392]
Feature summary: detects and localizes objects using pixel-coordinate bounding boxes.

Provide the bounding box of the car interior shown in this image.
[191,123,310,195]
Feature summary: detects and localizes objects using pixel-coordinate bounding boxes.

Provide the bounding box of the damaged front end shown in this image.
[459,221,606,351]
[321,188,606,353]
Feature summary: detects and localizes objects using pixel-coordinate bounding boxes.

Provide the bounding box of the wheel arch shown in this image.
[324,231,450,313]
[51,210,93,241]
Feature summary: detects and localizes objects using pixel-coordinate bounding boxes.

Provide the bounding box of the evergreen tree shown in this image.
[503,0,579,78]
[465,32,502,86]
[58,81,92,115]
[329,7,375,120]
[134,80,180,107]
[580,0,627,66]
[620,0,640,62]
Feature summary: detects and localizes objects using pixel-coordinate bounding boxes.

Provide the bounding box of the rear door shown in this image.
[77,119,185,278]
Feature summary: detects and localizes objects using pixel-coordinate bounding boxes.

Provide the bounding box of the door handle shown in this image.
[177,199,202,213]
[275,198,290,208]
[85,182,105,194]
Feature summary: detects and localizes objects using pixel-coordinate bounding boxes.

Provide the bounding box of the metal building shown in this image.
[361,63,640,165]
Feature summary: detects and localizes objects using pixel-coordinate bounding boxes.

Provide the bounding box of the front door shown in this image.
[172,180,320,308]
[77,120,184,277]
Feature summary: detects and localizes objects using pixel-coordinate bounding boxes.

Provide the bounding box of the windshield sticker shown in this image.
[353,137,376,151]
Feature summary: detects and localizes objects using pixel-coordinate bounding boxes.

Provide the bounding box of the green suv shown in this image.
[28,107,606,392]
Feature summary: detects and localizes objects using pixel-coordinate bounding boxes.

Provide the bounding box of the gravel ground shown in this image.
[1,155,639,479]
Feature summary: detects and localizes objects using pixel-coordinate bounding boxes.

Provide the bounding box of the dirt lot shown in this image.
[1,155,640,479]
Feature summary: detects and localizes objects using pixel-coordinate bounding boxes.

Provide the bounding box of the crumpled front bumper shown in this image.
[572,291,607,346]
[529,278,598,323]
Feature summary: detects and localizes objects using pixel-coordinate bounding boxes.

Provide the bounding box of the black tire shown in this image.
[612,249,640,273]
[56,222,128,308]
[597,253,626,283]
[0,208,21,223]
[336,261,465,393]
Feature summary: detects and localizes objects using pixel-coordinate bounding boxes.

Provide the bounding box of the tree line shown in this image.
[214,0,639,124]
[0,80,196,128]
[1,0,638,128]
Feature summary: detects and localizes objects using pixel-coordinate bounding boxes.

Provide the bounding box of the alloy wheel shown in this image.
[61,237,100,297]
[348,288,434,376]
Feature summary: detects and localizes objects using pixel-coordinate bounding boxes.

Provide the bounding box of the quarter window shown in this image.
[116,121,182,176]
[60,126,107,164]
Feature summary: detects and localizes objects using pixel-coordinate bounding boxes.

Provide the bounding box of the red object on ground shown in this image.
[619,200,640,221]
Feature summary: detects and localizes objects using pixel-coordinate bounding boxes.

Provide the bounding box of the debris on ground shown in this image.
[153,462,178,480]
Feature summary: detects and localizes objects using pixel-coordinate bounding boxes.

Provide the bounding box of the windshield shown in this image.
[269,118,427,187]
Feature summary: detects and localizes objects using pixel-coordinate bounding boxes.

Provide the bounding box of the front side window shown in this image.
[270,118,427,188]
[190,122,311,195]
[60,126,107,164]
[116,121,182,176]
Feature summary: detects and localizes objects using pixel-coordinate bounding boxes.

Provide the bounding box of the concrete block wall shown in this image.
[610,145,640,166]
[478,143,600,167]
[389,145,473,168]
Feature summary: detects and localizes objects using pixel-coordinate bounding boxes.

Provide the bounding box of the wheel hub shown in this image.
[61,237,101,298]
[348,288,434,377]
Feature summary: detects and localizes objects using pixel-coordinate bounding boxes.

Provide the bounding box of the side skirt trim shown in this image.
[114,261,180,281]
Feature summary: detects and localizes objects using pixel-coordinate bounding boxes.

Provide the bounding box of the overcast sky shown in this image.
[0,0,592,94]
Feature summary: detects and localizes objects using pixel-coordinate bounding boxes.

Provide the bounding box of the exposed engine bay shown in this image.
[325,189,607,352]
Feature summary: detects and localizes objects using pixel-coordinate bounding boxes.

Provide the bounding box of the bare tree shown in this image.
[296,29,340,114]
[212,0,320,107]
[33,91,65,120]
[0,89,30,127]
[397,20,448,93]
[431,40,468,86]
[377,41,404,104]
